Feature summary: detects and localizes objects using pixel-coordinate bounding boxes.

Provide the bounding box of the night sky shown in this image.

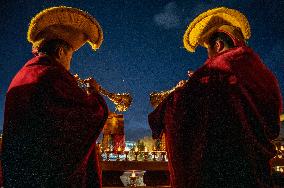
[0,0,284,140]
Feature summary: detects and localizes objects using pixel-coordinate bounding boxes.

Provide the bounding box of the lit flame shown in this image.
[280,114,284,122]
[131,171,136,177]
[135,147,138,152]
[276,166,284,173]
[145,147,148,152]
[118,146,122,152]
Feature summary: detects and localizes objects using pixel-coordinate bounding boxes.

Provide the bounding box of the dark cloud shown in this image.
[153,2,181,29]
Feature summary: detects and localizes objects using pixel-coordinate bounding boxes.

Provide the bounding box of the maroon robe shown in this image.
[149,46,282,188]
[2,54,108,187]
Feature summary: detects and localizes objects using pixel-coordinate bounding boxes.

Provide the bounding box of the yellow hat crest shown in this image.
[27,6,103,51]
[183,7,251,52]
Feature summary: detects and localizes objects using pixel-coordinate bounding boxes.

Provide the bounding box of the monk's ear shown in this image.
[58,47,65,57]
[215,40,225,53]
[56,47,65,59]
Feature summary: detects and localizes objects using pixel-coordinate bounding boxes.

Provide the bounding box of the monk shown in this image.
[149,7,282,188]
[2,7,108,187]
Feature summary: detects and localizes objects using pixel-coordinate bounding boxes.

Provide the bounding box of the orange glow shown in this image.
[280,114,284,122]
[118,146,122,152]
[131,171,136,177]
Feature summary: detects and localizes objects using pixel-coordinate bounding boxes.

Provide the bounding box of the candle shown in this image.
[134,147,139,161]
[118,146,122,152]
[143,147,149,161]
[131,171,136,177]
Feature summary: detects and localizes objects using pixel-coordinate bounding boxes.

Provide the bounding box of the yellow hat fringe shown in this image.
[183,7,251,52]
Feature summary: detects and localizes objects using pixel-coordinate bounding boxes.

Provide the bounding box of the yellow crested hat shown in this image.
[27,6,103,51]
[183,7,251,52]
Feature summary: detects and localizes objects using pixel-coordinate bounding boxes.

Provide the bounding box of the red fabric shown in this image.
[149,46,282,188]
[113,135,125,153]
[2,55,108,187]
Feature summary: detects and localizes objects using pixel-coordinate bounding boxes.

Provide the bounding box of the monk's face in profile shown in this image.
[207,45,217,58]
[57,47,74,71]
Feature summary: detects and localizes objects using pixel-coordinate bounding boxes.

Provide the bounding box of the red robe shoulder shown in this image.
[3,55,108,187]
[149,46,282,188]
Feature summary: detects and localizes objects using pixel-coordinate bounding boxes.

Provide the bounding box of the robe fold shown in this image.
[149,46,282,188]
[3,54,108,187]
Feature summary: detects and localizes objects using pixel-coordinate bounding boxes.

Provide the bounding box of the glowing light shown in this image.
[131,171,136,177]
[280,114,284,122]
[118,146,122,152]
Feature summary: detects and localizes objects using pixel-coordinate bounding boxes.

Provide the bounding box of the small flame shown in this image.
[118,146,122,152]
[131,171,136,177]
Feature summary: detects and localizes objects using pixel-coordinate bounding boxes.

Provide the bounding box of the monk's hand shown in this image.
[187,70,194,78]
[84,77,100,94]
